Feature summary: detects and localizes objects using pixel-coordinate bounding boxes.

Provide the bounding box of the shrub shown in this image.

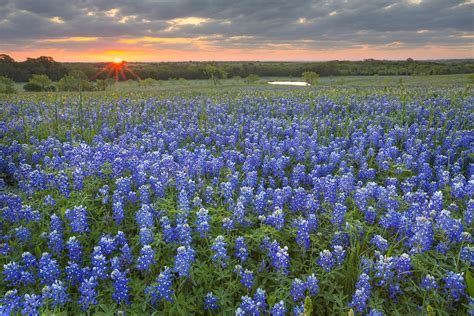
[0,76,16,94]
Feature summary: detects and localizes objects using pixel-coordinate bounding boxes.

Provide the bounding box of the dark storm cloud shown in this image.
[0,0,472,51]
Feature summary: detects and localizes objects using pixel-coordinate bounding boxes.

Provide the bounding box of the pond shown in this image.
[267,81,310,86]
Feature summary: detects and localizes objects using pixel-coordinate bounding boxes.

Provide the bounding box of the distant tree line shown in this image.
[0,54,67,82]
[1,54,473,84]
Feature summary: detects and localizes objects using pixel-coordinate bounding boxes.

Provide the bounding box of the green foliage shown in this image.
[139,78,158,87]
[468,73,474,85]
[94,78,115,91]
[24,74,55,91]
[302,71,319,85]
[203,65,227,85]
[245,74,260,84]
[0,75,16,93]
[304,296,313,316]
[57,70,93,91]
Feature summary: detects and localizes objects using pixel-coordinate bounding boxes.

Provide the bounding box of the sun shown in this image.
[113,57,123,64]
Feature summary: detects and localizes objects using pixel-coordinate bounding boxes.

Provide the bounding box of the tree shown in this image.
[24,74,55,91]
[94,79,115,91]
[244,74,260,84]
[57,70,93,91]
[302,71,319,85]
[0,76,16,94]
[139,78,157,87]
[203,65,227,85]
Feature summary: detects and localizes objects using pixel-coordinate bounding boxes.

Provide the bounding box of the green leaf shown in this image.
[466,269,474,297]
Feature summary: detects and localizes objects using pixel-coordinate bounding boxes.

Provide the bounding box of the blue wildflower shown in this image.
[78,277,98,310]
[137,245,156,271]
[204,292,220,310]
[111,269,131,304]
[211,235,228,269]
[145,266,174,304]
[65,205,89,234]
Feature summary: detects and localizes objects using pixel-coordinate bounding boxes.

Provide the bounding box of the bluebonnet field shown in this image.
[0,89,473,315]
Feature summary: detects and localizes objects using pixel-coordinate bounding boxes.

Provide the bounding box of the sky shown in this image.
[0,0,473,62]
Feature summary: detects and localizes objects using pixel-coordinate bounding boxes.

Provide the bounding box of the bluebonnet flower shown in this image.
[195,208,210,237]
[254,288,267,312]
[174,246,195,278]
[15,226,31,242]
[91,251,108,280]
[317,250,335,272]
[42,280,69,308]
[293,218,311,250]
[178,189,190,213]
[408,216,433,253]
[237,295,259,315]
[22,252,37,269]
[271,300,287,316]
[222,217,234,230]
[65,261,83,286]
[78,277,99,310]
[111,269,130,304]
[55,171,71,197]
[265,207,285,230]
[332,203,347,227]
[333,245,346,265]
[65,205,89,234]
[44,195,56,206]
[136,245,156,271]
[98,234,116,256]
[436,210,464,244]
[66,237,83,263]
[48,230,64,255]
[204,292,219,310]
[0,290,22,314]
[139,228,155,245]
[364,206,376,224]
[211,235,228,269]
[373,255,395,286]
[136,204,154,229]
[291,278,306,302]
[395,254,412,279]
[466,199,473,227]
[349,273,371,313]
[112,200,125,224]
[120,242,133,267]
[160,216,176,244]
[145,267,174,304]
[370,235,389,253]
[234,236,249,263]
[115,176,132,194]
[306,274,319,296]
[3,261,23,286]
[97,185,110,204]
[389,282,402,300]
[176,221,192,245]
[265,240,290,275]
[293,303,304,316]
[367,309,383,316]
[420,274,439,291]
[22,293,43,316]
[235,266,254,290]
[460,246,473,265]
[39,253,60,285]
[139,185,151,204]
[444,271,466,302]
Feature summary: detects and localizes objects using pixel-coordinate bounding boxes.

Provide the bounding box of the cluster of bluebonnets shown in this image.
[0,91,473,315]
